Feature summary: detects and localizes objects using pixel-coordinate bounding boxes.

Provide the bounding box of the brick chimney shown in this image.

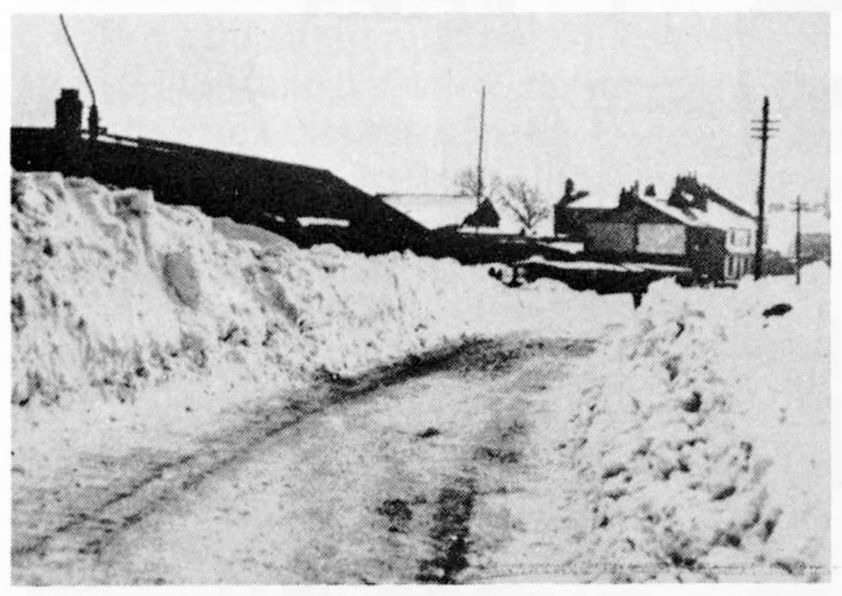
[55,88,82,138]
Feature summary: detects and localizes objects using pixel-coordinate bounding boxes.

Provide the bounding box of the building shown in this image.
[556,176,757,284]
[377,194,498,232]
[12,89,428,255]
[377,193,529,235]
[377,193,581,264]
[793,232,831,265]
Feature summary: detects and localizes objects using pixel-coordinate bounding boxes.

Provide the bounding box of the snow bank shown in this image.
[568,264,830,581]
[11,171,625,412]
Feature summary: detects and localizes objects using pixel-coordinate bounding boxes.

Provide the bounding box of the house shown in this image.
[377,193,529,236]
[556,176,757,284]
[553,178,597,236]
[377,193,582,264]
[12,89,428,256]
[377,194,499,232]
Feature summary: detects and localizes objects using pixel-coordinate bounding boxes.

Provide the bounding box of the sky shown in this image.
[11,12,830,245]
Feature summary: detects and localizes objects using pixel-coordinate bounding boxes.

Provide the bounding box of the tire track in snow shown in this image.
[13,337,568,585]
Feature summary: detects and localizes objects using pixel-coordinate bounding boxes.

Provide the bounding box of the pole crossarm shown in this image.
[752,96,777,280]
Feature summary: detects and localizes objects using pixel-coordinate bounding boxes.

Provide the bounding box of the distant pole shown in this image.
[751,96,778,280]
[476,86,486,210]
[795,198,802,285]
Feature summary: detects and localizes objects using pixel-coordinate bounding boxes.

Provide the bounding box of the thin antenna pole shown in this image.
[476,86,486,209]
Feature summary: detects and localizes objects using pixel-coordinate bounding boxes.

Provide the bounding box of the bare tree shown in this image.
[453,168,502,199]
[499,178,550,233]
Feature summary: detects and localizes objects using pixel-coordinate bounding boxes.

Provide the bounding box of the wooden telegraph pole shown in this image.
[793,195,802,285]
[476,86,486,210]
[751,97,778,280]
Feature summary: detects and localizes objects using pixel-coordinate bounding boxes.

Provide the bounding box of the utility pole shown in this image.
[476,85,486,210]
[751,96,778,280]
[793,195,802,286]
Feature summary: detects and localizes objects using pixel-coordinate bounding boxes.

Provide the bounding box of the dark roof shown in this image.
[11,127,375,219]
[668,175,755,219]
[11,126,429,254]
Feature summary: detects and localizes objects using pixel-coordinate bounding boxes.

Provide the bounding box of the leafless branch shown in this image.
[499,178,550,232]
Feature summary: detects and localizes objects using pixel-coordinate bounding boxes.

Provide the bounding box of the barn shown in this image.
[11,89,428,256]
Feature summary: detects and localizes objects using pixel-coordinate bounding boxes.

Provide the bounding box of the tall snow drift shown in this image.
[11,171,624,410]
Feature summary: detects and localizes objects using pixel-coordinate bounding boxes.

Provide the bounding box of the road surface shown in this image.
[14,337,601,585]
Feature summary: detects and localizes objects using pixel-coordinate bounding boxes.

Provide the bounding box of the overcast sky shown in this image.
[11,13,830,244]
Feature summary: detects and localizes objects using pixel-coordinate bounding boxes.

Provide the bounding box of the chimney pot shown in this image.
[55,88,83,138]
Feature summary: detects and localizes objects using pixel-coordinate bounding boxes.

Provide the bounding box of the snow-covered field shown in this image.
[10,172,829,583]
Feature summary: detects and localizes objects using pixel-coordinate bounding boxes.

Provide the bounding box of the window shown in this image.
[727,254,750,279]
[731,229,752,248]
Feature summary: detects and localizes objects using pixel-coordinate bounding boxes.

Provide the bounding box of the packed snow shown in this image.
[564,263,830,581]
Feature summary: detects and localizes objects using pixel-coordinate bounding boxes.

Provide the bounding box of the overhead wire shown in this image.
[59,14,97,108]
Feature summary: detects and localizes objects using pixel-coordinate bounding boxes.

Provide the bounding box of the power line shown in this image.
[59,14,97,106]
[59,14,99,138]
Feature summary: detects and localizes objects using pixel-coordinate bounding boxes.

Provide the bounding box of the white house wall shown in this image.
[637,223,686,255]
[725,228,754,254]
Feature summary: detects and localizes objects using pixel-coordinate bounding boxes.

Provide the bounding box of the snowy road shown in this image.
[14,337,603,585]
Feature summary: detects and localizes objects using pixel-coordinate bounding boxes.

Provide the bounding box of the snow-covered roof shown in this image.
[297,216,350,228]
[472,195,528,234]
[519,256,690,274]
[457,226,511,236]
[536,239,585,254]
[700,200,757,230]
[380,194,483,230]
[520,255,689,273]
[521,255,627,271]
[622,262,692,274]
[636,196,696,226]
[381,193,529,234]
[567,195,617,210]
[638,195,755,231]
